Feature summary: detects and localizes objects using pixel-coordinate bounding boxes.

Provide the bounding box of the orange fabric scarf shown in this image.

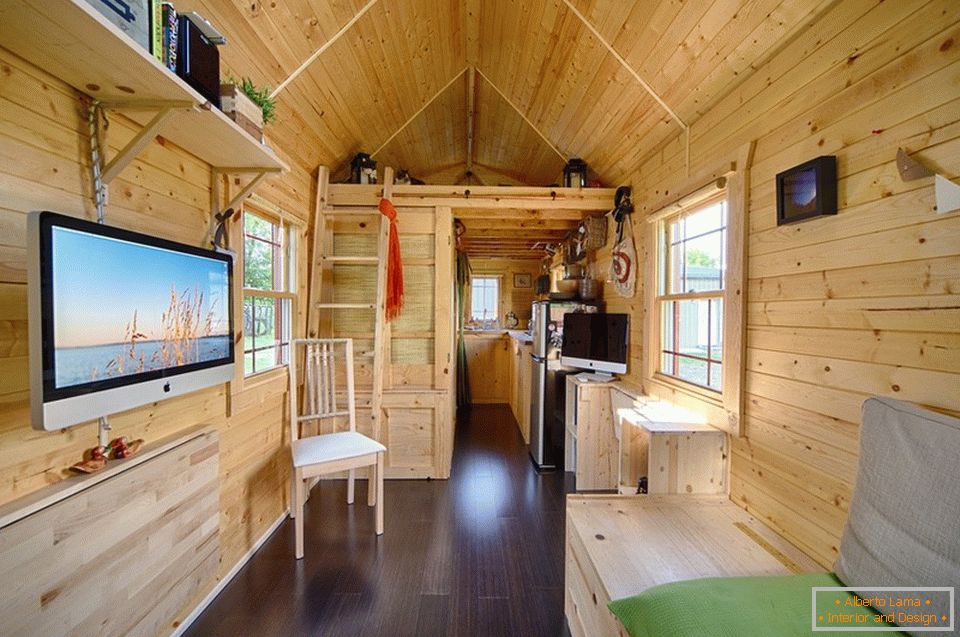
[378,198,404,320]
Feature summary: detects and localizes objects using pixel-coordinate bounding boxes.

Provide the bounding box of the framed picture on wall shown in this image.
[776,155,838,225]
[513,273,532,288]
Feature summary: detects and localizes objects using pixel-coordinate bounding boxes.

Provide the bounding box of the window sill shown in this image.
[237,365,289,393]
[651,372,723,409]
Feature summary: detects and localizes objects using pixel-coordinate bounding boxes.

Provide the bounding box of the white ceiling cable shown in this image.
[271,0,380,99]
[559,0,691,176]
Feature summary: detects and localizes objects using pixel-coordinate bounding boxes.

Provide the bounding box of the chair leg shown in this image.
[294,468,305,560]
[289,466,297,519]
[375,452,384,536]
[367,463,376,506]
[347,468,356,505]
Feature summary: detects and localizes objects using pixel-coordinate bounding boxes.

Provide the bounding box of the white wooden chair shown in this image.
[288,338,385,559]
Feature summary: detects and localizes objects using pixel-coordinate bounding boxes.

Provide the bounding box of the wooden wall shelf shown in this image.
[0,0,287,174]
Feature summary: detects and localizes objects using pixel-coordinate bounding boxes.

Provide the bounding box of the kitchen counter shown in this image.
[463,330,508,339]
[507,330,533,343]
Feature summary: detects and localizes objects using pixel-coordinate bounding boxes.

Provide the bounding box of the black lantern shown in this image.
[564,158,588,188]
[350,152,378,184]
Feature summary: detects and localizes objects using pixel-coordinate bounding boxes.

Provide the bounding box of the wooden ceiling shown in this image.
[176,0,826,188]
[456,210,581,259]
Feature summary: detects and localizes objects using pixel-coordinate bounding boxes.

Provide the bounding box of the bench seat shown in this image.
[564,494,822,637]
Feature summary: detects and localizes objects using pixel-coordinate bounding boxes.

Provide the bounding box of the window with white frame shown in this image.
[657,196,727,392]
[243,210,295,376]
[470,276,500,323]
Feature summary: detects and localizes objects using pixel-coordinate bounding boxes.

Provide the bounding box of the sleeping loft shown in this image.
[0,1,957,636]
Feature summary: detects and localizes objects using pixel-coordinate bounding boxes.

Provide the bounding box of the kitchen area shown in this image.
[462,256,604,472]
[455,187,726,498]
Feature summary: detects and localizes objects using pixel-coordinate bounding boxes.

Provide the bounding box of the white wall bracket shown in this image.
[98,101,193,184]
[210,167,283,246]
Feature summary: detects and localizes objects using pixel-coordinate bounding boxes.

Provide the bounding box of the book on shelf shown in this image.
[152,0,163,63]
[162,2,178,72]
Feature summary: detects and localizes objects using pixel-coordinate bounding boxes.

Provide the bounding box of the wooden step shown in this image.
[316,303,376,310]
[322,207,381,216]
[322,255,380,263]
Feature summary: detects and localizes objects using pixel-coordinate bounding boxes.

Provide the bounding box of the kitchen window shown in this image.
[243,210,295,376]
[470,276,500,323]
[656,196,726,392]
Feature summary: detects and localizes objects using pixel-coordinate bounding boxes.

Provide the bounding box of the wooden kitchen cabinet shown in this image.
[508,336,533,443]
[464,333,511,403]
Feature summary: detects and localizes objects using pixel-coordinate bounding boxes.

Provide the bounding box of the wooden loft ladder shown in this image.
[306,167,394,442]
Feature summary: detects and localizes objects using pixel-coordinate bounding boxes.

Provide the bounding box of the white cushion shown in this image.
[291,431,386,468]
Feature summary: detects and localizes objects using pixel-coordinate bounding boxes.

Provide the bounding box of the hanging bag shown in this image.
[609,187,637,297]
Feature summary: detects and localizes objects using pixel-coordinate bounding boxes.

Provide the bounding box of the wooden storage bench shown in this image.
[564,494,822,637]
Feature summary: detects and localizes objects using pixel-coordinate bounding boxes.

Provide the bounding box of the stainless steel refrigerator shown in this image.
[529,300,598,470]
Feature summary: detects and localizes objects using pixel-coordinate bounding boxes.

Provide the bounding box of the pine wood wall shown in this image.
[0,44,315,630]
[602,1,960,568]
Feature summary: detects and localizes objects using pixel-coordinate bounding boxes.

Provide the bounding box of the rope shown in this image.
[87,100,107,224]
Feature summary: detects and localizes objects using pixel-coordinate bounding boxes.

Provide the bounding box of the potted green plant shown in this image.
[220,77,277,141]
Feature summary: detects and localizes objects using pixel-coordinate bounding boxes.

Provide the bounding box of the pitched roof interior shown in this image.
[172,0,836,256]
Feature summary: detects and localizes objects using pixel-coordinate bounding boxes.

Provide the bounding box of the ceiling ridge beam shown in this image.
[371,66,469,157]
[270,0,379,99]
[474,68,567,163]
[466,67,477,175]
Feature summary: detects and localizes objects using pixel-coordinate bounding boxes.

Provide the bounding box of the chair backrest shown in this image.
[288,338,356,444]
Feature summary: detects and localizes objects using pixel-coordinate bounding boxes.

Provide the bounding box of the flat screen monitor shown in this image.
[560,312,629,376]
[28,211,234,431]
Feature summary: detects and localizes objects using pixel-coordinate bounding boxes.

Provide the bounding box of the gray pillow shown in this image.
[835,397,960,636]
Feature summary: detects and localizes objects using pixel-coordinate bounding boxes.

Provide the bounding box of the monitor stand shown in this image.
[576,371,614,382]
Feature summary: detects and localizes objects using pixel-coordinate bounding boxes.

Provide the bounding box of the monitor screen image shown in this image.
[49,225,231,391]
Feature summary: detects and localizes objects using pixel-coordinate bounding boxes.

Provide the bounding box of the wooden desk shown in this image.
[611,391,727,495]
[565,494,822,637]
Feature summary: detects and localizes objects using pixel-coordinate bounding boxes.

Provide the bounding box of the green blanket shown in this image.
[608,573,907,637]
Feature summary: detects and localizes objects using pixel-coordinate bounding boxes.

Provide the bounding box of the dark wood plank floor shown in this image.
[184,404,573,637]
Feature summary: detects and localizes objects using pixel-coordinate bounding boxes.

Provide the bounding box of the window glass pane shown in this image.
[683,229,724,292]
[659,297,723,391]
[470,277,499,321]
[243,296,255,353]
[245,234,274,290]
[708,363,722,391]
[243,295,291,375]
[676,356,708,387]
[710,298,723,362]
[669,224,685,295]
[244,213,273,240]
[664,200,726,295]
